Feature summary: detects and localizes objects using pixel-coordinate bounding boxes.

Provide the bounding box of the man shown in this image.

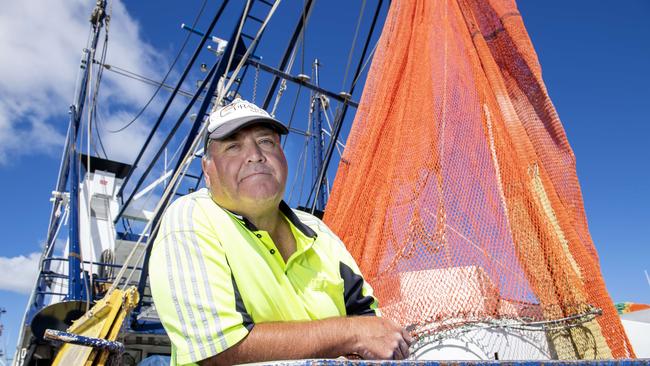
[149,98,411,366]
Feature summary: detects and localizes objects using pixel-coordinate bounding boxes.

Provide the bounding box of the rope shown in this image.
[118,134,189,290]
[340,0,367,90]
[108,130,188,291]
[118,143,195,292]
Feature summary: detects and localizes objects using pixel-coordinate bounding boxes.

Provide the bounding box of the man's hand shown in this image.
[200,316,412,365]
[349,316,413,360]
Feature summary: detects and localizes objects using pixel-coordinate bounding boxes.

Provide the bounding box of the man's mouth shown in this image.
[240,171,271,182]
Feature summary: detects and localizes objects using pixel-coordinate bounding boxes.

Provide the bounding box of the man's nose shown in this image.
[245,141,265,163]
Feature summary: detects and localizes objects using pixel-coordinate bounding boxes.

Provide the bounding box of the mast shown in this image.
[67,0,108,300]
[13,2,108,362]
[307,0,385,212]
[310,59,326,212]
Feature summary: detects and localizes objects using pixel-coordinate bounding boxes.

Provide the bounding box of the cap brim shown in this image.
[207,116,289,140]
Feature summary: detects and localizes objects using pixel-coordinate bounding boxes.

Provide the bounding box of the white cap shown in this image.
[206,98,288,141]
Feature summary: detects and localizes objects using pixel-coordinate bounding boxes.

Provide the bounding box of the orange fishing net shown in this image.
[324,0,635,359]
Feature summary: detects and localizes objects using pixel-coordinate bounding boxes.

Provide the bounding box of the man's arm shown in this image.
[200,316,412,365]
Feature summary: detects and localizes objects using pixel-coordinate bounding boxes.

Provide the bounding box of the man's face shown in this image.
[202,124,288,212]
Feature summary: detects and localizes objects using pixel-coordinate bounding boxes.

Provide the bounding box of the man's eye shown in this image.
[225,143,240,151]
[259,138,275,146]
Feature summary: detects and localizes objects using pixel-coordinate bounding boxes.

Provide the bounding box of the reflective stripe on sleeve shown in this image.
[169,200,206,360]
[180,199,229,352]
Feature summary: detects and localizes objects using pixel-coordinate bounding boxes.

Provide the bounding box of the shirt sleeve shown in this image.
[149,197,252,365]
[337,248,380,316]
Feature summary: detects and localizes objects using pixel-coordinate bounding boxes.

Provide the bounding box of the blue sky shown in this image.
[517,1,650,307]
[0,0,648,360]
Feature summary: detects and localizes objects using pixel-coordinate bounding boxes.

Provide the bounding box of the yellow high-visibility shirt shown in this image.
[149,188,378,365]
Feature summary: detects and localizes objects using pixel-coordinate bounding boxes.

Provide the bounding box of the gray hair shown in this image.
[202,139,214,161]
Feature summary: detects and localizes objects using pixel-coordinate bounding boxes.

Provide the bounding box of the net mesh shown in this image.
[323,0,634,358]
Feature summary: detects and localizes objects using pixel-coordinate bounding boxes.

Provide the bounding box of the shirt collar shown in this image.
[223,200,317,239]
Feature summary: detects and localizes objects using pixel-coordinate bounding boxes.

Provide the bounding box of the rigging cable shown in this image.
[262,0,315,111]
[287,135,310,204]
[350,38,378,90]
[107,0,208,133]
[83,21,103,307]
[90,2,112,159]
[42,25,95,250]
[79,12,103,309]
[130,129,189,224]
[84,0,114,308]
[217,0,281,104]
[340,0,367,91]
[280,84,303,149]
[93,110,109,158]
[300,0,306,75]
[307,0,384,212]
[113,0,282,294]
[216,0,251,101]
[123,0,284,293]
[319,98,344,157]
[270,2,311,117]
[113,61,218,226]
[114,0,232,207]
[97,63,196,99]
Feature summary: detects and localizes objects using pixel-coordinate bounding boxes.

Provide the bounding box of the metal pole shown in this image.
[133,6,249,319]
[115,0,231,207]
[15,2,108,358]
[68,2,107,300]
[311,59,326,211]
[261,0,315,109]
[247,59,358,108]
[309,0,385,212]
[67,124,82,300]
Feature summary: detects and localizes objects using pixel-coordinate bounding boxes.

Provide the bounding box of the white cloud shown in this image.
[0,0,166,165]
[0,252,41,294]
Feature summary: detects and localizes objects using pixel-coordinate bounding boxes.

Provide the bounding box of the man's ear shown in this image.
[201,157,211,188]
